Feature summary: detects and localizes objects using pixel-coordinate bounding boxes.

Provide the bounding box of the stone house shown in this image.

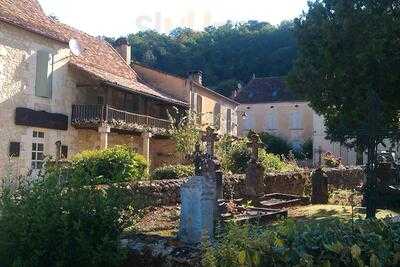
[133,63,239,136]
[235,76,314,151]
[0,0,197,177]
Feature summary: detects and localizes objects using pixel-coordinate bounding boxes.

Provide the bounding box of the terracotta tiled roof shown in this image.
[0,0,188,106]
[235,77,301,104]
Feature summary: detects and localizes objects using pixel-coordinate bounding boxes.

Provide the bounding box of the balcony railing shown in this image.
[71,104,173,134]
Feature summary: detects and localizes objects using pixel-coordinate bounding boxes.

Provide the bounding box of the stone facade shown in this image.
[237,101,314,149]
[0,22,181,177]
[0,22,80,177]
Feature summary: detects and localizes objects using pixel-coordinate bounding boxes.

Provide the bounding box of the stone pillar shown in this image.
[311,168,329,204]
[142,132,152,172]
[98,124,111,149]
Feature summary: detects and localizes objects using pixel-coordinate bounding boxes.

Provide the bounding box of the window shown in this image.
[126,94,139,113]
[266,112,278,130]
[9,142,20,157]
[244,113,254,130]
[213,103,221,129]
[226,109,232,133]
[31,131,45,169]
[196,95,203,124]
[290,111,303,129]
[191,92,197,111]
[61,145,68,159]
[35,50,53,98]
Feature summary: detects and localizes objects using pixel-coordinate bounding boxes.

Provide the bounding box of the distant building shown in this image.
[133,63,239,136]
[235,76,314,151]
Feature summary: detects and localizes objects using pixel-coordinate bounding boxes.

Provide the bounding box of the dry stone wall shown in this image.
[128,167,365,206]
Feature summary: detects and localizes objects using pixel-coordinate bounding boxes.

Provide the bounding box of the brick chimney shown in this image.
[114,37,131,64]
[188,70,203,85]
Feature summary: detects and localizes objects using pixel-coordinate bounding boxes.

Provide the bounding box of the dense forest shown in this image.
[107,20,297,97]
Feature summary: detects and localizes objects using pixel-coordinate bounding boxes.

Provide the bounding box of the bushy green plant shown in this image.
[65,145,147,185]
[259,132,292,156]
[0,173,132,267]
[216,135,251,174]
[169,110,202,158]
[259,150,299,173]
[323,152,342,168]
[302,138,313,159]
[203,219,400,267]
[216,135,299,174]
[151,164,194,180]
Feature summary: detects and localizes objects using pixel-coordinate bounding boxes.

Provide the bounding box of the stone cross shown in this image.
[247,130,263,161]
[202,127,219,157]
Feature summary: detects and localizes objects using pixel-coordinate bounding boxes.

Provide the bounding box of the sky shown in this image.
[38,0,309,37]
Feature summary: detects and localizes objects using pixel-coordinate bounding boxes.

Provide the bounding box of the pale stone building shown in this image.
[0,0,196,177]
[235,77,314,151]
[133,63,239,136]
[313,114,400,166]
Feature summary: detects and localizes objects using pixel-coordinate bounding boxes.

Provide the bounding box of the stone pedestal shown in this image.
[179,176,217,245]
[311,168,328,204]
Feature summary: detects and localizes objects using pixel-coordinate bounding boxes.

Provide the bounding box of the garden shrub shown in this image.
[0,173,133,267]
[152,164,194,180]
[216,135,299,174]
[66,145,147,185]
[203,219,400,267]
[302,138,313,159]
[324,152,342,168]
[259,132,292,156]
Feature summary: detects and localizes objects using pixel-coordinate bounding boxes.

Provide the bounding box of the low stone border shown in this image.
[125,167,364,206]
[121,234,200,267]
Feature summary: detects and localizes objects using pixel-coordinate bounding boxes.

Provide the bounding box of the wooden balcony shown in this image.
[71,104,173,134]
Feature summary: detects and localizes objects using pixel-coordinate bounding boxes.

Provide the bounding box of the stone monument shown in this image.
[311,168,329,204]
[245,130,265,201]
[179,127,219,244]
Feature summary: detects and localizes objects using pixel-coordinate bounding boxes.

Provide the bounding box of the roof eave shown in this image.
[0,17,69,44]
[101,81,189,108]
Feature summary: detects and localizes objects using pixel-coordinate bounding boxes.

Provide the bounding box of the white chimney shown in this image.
[114,37,131,64]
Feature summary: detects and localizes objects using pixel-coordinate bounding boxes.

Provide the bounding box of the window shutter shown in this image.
[213,103,221,129]
[35,50,53,98]
[226,109,232,133]
[196,96,203,124]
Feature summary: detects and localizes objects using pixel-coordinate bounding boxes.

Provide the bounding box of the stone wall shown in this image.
[128,167,365,206]
[125,179,186,206]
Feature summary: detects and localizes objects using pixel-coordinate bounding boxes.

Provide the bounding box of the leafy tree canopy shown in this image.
[109,20,297,97]
[288,0,400,149]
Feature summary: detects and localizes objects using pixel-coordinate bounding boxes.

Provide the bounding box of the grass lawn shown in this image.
[289,204,399,222]
[124,204,399,238]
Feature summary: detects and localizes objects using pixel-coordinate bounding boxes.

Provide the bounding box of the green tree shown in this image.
[115,20,297,97]
[288,0,400,218]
